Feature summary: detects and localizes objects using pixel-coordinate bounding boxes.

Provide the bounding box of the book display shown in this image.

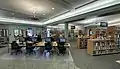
[107,26,120,50]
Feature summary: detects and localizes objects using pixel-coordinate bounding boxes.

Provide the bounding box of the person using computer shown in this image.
[25,36,34,55]
[57,35,66,55]
[44,37,52,57]
[44,37,52,52]
[37,35,42,42]
[11,41,22,55]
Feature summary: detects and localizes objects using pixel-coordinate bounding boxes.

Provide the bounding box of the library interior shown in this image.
[0,0,120,69]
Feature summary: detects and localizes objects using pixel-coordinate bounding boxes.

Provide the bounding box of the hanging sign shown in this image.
[100,22,108,27]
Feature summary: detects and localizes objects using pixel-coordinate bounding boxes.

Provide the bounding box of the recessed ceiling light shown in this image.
[52,8,55,10]
[43,14,46,15]
[33,11,35,14]
[12,13,14,15]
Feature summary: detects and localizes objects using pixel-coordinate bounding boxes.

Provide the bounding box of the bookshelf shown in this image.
[87,39,120,55]
[77,37,89,49]
[115,26,120,49]
[107,26,120,50]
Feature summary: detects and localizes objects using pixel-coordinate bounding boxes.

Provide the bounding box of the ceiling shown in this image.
[0,0,93,21]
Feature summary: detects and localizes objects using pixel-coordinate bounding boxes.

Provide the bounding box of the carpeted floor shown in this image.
[70,41,120,69]
[0,46,79,69]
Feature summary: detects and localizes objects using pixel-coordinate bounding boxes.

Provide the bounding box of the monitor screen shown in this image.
[60,38,65,42]
[45,38,51,42]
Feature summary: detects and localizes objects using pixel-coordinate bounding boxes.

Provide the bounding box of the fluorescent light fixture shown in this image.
[43,0,120,25]
[74,17,104,24]
[80,18,97,23]
[52,8,55,10]
[109,22,120,26]
[12,13,14,15]
[108,19,120,26]
[47,26,58,28]
[116,60,120,64]
[0,17,42,25]
[108,19,120,23]
[43,14,46,15]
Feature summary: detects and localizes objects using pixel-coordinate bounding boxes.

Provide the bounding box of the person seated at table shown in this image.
[11,41,22,55]
[37,35,42,42]
[44,37,52,53]
[45,42,52,52]
[25,36,34,55]
[26,42,34,55]
[57,35,66,55]
[19,35,24,44]
[25,36,32,42]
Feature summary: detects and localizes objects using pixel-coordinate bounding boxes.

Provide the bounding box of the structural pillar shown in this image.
[64,23,69,40]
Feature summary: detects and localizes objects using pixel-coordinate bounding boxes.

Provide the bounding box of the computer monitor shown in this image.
[60,38,65,42]
[45,37,51,42]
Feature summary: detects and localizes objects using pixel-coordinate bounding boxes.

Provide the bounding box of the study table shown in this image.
[8,42,70,53]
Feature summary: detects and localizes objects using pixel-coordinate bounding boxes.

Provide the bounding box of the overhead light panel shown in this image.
[0,17,42,25]
[12,13,14,15]
[43,14,46,15]
[108,19,120,23]
[52,8,55,10]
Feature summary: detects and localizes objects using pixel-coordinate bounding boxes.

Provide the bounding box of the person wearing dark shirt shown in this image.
[11,41,22,55]
[11,41,19,50]
[37,35,42,42]
[25,36,32,41]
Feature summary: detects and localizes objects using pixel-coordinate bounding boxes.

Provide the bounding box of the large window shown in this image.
[27,28,33,36]
[14,29,19,36]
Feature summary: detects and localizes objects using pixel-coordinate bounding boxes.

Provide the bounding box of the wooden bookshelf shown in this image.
[87,39,120,56]
[107,26,120,49]
[77,37,89,49]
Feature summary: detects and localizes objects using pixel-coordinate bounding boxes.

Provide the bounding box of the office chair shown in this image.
[26,42,34,56]
[57,38,66,55]
[11,41,22,55]
[44,42,52,57]
[58,42,66,55]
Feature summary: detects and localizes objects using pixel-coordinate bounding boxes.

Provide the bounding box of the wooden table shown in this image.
[35,42,70,47]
